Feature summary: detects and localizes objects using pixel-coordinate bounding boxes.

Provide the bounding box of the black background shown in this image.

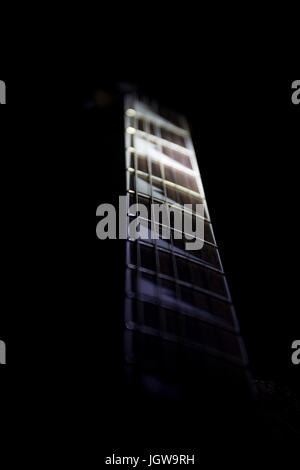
[1,53,299,461]
[84,74,300,454]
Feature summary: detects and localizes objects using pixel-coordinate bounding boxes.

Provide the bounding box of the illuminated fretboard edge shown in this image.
[127,170,208,206]
[126,108,189,137]
[126,148,199,177]
[131,129,193,157]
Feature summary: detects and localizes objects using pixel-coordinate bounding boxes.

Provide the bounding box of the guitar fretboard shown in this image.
[124,95,252,393]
